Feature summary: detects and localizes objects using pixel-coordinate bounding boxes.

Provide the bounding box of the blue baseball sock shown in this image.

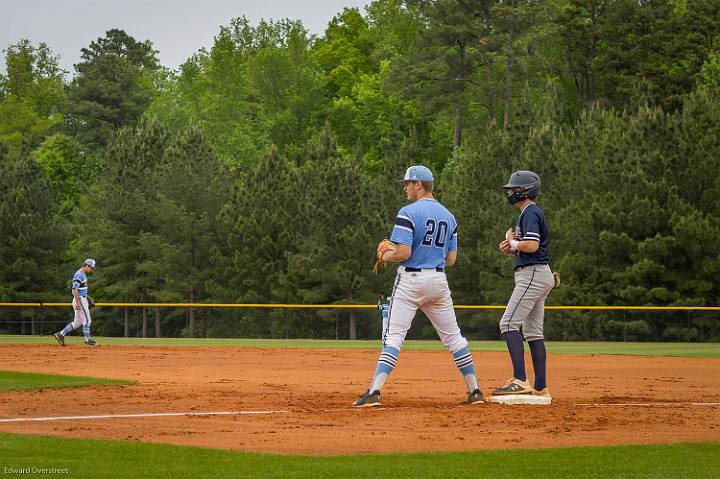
[503,330,526,382]
[369,346,400,392]
[82,323,91,341]
[529,339,547,391]
[59,323,74,337]
[453,346,479,392]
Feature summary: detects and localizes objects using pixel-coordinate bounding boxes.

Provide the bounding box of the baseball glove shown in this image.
[373,239,395,273]
[87,296,96,308]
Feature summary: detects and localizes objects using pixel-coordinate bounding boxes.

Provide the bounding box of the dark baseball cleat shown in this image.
[53,333,65,346]
[468,388,484,404]
[84,339,99,347]
[353,389,381,408]
[492,378,532,396]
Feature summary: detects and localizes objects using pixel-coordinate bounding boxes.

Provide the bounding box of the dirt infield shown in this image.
[1,344,719,454]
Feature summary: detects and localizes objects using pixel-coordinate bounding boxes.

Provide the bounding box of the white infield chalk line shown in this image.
[2,403,718,423]
[0,410,287,424]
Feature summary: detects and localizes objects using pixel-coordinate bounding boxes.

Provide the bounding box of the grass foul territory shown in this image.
[1,335,719,358]
[0,433,718,479]
[0,370,136,392]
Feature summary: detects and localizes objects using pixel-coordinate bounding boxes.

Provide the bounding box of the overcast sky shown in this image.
[1,0,369,75]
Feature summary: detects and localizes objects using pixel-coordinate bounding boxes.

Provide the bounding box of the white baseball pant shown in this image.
[71,296,92,329]
[383,266,468,354]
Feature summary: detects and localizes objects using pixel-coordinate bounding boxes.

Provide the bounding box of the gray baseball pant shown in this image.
[499,264,554,341]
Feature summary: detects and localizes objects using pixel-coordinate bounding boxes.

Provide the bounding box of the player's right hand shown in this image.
[499,240,513,256]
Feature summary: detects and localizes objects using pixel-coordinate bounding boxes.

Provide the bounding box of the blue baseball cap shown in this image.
[84,258,96,268]
[399,165,434,183]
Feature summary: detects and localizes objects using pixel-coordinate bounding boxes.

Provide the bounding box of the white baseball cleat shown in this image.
[492,377,533,396]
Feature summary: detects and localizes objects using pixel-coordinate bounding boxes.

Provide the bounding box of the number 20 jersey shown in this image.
[390,198,458,270]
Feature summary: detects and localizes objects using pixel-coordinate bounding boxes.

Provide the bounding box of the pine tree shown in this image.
[280,127,389,338]
[138,126,230,336]
[81,119,170,318]
[0,147,66,302]
[395,0,485,149]
[66,29,159,149]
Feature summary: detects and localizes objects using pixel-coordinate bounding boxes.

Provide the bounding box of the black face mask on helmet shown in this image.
[507,188,529,205]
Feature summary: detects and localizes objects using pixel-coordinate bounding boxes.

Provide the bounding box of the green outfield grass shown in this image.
[0,335,718,357]
[0,433,717,478]
[0,370,135,392]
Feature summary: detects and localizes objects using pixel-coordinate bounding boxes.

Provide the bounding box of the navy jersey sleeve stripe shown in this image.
[395,216,414,231]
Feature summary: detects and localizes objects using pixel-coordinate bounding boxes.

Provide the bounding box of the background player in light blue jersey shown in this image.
[354,165,483,407]
[53,259,98,347]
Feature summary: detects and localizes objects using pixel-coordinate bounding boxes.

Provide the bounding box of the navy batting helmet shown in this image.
[502,170,541,204]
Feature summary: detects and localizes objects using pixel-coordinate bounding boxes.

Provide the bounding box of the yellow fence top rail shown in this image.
[0,302,718,311]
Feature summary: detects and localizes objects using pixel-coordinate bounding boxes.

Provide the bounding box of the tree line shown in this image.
[1,0,719,341]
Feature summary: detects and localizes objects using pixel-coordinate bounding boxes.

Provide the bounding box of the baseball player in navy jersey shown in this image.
[493,171,553,399]
[354,165,483,407]
[53,259,98,347]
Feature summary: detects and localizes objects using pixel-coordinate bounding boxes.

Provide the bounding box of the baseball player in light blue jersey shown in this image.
[354,166,483,407]
[53,259,98,347]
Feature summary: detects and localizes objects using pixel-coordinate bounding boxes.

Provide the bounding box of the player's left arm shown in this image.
[383,209,414,263]
[381,243,411,263]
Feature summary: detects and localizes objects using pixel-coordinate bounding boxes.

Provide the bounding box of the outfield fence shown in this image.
[0,302,718,342]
